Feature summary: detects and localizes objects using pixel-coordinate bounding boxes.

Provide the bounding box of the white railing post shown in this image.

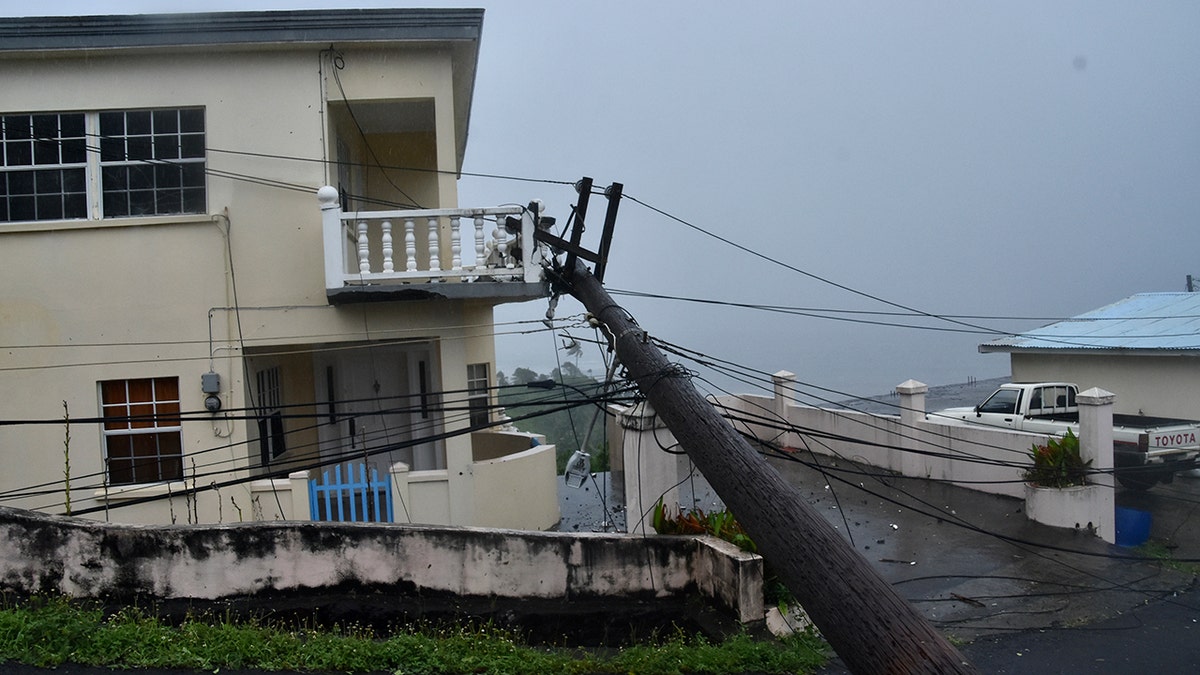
[521,209,540,283]
[495,226,509,268]
[318,186,345,290]
[381,220,394,273]
[404,217,417,272]
[427,217,441,273]
[450,216,462,271]
[356,221,370,274]
[473,215,486,271]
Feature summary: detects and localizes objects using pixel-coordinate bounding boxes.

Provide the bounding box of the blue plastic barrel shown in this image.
[1115,507,1152,547]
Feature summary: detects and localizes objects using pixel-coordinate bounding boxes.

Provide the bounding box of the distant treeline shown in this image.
[497,363,610,473]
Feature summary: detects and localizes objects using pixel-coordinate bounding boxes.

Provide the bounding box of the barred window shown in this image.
[1,113,88,222]
[467,363,490,427]
[99,108,206,217]
[256,366,286,464]
[1,107,206,223]
[100,377,183,485]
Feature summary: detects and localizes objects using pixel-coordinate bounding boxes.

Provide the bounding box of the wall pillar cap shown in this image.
[287,470,310,480]
[772,370,796,380]
[619,401,664,430]
[895,380,928,395]
[1078,387,1116,405]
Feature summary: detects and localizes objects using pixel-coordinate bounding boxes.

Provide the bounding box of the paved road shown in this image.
[818,586,1200,673]
[557,377,1200,672]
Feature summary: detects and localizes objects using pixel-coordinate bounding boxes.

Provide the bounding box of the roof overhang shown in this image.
[0,9,484,173]
[0,9,483,52]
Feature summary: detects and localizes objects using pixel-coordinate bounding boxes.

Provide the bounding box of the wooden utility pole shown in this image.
[567,260,975,674]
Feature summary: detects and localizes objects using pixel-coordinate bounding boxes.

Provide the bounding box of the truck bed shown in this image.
[1029,412,1199,430]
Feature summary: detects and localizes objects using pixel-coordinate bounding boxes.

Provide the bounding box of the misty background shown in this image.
[17,1,1200,399]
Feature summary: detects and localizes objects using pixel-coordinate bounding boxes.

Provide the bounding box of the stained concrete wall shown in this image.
[0,506,762,625]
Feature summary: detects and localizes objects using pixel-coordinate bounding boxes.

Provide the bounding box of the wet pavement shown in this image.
[556,457,1200,671]
[555,377,1200,672]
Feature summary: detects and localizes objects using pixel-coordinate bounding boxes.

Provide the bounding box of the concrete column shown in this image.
[287,470,311,521]
[1078,387,1116,544]
[772,370,799,450]
[895,380,928,477]
[318,186,345,291]
[620,401,686,535]
[606,403,626,505]
[389,462,412,523]
[439,337,476,526]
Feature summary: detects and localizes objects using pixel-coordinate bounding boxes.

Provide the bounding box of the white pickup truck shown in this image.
[930,382,1200,490]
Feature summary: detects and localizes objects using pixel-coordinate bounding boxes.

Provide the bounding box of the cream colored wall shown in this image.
[1010,353,1200,420]
[471,445,560,530]
[329,47,459,209]
[366,131,439,208]
[0,43,502,526]
[244,349,321,471]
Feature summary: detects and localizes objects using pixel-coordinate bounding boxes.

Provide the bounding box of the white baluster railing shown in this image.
[318,186,537,290]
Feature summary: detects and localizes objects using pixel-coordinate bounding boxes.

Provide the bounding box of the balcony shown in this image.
[318,186,550,304]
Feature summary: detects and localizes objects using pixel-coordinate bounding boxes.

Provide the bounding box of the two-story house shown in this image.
[0,9,560,529]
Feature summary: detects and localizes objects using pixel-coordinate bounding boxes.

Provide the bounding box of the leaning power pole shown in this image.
[540,180,975,674]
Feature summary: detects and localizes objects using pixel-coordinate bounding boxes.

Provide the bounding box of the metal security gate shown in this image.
[308,463,394,522]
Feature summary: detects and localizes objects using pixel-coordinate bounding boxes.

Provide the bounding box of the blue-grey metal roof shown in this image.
[981,292,1200,354]
[0,9,484,52]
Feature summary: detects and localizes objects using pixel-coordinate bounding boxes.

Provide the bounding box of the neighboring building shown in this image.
[0,10,560,529]
[981,292,1200,421]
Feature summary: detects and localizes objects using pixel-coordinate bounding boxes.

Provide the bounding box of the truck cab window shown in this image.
[979,389,1020,415]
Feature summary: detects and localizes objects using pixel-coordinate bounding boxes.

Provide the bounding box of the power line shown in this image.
[51,384,635,517]
[0,318,572,373]
[0,380,639,504]
[622,193,1170,351]
[610,288,1200,339]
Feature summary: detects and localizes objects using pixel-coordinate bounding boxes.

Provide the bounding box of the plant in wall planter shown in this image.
[1023,429,1102,532]
[1024,428,1090,488]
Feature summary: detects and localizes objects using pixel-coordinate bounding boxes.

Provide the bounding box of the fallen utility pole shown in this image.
[567,260,975,674]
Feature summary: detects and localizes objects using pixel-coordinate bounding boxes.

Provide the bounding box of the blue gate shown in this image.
[308,463,394,523]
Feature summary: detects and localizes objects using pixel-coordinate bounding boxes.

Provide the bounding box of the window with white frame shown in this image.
[256,366,286,464]
[99,377,183,485]
[1,107,205,223]
[467,363,490,427]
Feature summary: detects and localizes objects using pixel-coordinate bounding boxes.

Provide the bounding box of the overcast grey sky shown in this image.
[12,1,1200,399]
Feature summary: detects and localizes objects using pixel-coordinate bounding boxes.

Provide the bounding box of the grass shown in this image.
[1136,538,1200,576]
[0,595,828,674]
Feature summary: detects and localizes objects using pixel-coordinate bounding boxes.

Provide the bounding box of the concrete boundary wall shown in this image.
[0,506,763,625]
[717,393,1036,499]
[716,377,1116,542]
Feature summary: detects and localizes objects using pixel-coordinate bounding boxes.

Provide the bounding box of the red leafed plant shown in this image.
[1024,428,1091,488]
[651,497,757,553]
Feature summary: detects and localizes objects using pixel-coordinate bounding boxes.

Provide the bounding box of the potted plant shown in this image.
[1023,429,1102,532]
